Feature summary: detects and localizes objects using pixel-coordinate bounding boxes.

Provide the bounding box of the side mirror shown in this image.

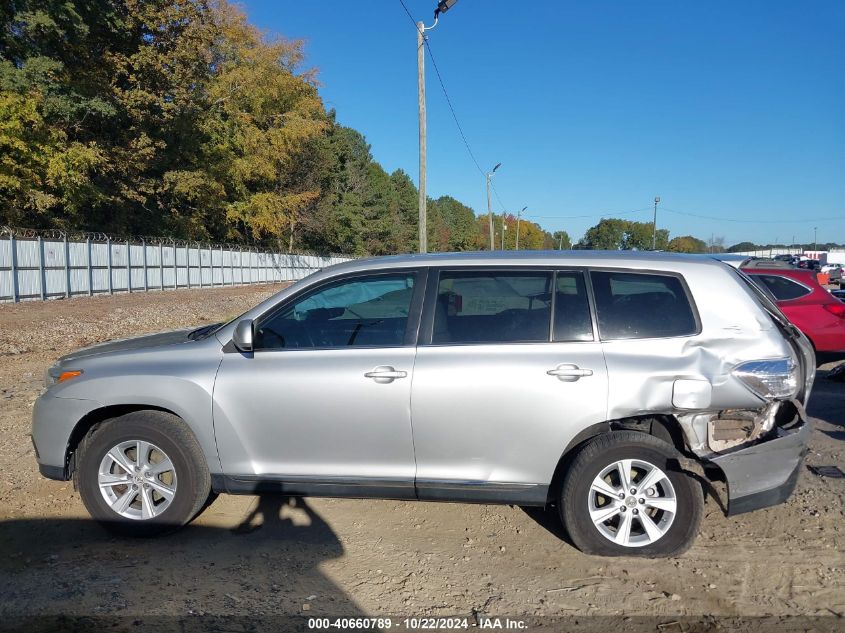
[232,319,254,353]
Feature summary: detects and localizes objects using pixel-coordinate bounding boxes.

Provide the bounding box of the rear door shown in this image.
[590,269,705,417]
[410,268,608,504]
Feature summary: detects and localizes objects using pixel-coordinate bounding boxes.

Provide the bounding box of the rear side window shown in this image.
[554,272,594,341]
[432,271,552,344]
[750,275,812,301]
[591,271,697,340]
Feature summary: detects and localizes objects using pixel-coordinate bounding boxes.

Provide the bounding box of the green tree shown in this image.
[388,169,419,252]
[577,218,669,250]
[552,230,571,249]
[726,241,757,252]
[429,195,475,251]
[577,218,629,250]
[668,235,708,253]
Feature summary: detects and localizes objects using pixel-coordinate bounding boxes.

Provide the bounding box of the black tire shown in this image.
[75,410,211,537]
[560,431,703,558]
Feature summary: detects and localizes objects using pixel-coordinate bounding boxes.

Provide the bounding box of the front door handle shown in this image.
[364,366,408,383]
[547,364,593,382]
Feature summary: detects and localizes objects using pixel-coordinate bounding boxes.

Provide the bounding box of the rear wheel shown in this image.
[560,431,703,557]
[76,411,211,536]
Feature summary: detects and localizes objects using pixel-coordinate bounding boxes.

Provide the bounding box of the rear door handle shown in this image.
[364,366,408,383]
[547,364,593,382]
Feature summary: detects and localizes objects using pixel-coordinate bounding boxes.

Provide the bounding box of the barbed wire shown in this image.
[0,226,355,259]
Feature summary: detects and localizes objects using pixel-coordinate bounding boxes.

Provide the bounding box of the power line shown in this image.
[661,207,841,224]
[526,207,652,220]
[398,0,490,179]
[490,182,510,213]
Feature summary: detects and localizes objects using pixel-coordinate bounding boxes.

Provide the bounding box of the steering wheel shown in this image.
[257,320,316,349]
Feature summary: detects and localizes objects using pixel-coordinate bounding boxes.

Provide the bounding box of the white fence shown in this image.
[729,248,845,260]
[728,248,804,258]
[0,232,352,303]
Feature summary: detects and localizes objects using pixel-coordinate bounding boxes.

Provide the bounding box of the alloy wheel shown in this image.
[97,440,178,520]
[587,458,677,547]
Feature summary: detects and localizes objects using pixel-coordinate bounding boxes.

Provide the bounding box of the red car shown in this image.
[743,266,845,355]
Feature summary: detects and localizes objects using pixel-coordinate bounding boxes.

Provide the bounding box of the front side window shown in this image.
[751,275,812,302]
[432,271,552,344]
[592,271,697,340]
[254,273,415,350]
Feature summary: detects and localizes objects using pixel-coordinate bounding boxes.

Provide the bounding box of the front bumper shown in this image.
[32,394,102,481]
[709,406,810,516]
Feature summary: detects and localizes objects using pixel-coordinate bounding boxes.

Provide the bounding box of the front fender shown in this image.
[55,373,223,475]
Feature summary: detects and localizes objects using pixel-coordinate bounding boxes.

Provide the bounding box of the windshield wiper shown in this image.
[187,323,223,340]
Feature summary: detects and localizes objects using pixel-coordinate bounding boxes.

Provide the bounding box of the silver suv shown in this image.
[32,252,814,557]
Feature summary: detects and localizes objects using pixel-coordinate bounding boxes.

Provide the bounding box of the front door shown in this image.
[410,269,609,504]
[213,270,423,492]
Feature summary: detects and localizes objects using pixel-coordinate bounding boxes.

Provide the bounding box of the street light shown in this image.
[415,0,459,254]
[434,0,458,20]
[651,196,660,250]
[501,220,507,250]
[486,162,501,250]
[515,206,526,250]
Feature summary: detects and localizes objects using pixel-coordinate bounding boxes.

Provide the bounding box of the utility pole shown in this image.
[415,1,458,253]
[651,196,661,250]
[515,206,526,250]
[814,227,818,252]
[417,20,427,254]
[486,163,501,250]
[501,219,507,250]
[559,234,564,250]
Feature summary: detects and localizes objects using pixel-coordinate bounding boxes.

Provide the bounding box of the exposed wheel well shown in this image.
[546,415,689,506]
[63,405,186,481]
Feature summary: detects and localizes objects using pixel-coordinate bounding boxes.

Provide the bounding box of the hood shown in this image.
[58,327,198,364]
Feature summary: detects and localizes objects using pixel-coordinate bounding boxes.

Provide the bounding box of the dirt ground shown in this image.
[0,285,843,631]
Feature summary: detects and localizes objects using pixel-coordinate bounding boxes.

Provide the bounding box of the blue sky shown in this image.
[239,1,843,247]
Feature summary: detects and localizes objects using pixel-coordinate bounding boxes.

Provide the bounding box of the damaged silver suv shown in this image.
[32,252,814,557]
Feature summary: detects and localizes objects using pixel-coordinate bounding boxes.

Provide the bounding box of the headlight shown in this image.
[732,359,797,400]
[45,367,83,388]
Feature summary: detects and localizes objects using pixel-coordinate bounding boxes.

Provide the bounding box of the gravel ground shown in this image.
[0,285,843,632]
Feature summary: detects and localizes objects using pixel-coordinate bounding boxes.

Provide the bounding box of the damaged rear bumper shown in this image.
[707,405,810,516]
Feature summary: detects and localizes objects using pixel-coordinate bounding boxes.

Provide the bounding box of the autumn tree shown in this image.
[206,5,327,250]
[1,0,572,256]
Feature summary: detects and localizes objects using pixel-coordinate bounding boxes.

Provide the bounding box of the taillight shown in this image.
[732,359,798,400]
[823,302,845,318]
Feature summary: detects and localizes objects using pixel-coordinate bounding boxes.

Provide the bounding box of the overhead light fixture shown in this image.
[435,0,459,19]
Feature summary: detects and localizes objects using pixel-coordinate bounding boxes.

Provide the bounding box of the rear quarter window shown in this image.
[750,275,812,301]
[591,271,698,340]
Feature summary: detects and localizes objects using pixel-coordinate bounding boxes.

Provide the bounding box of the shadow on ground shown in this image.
[0,496,368,632]
[808,367,845,432]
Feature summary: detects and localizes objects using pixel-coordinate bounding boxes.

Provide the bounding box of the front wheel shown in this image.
[560,431,703,557]
[76,411,211,536]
